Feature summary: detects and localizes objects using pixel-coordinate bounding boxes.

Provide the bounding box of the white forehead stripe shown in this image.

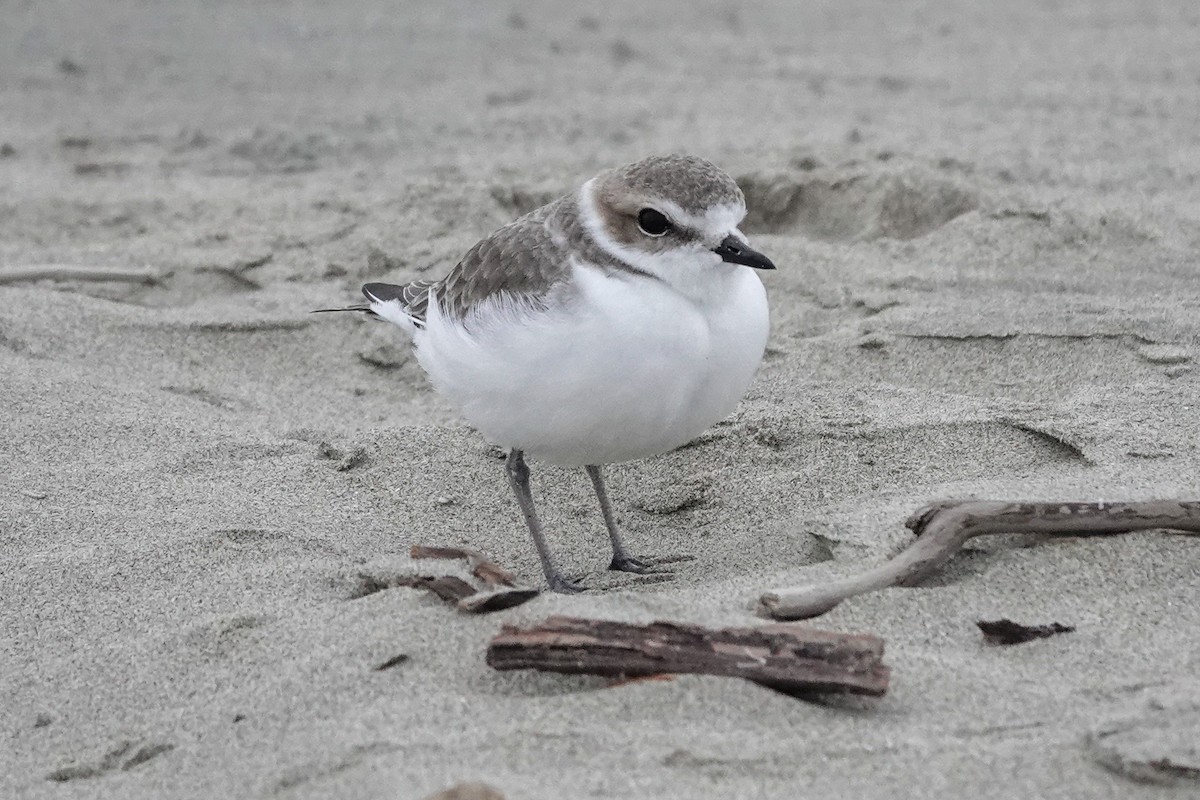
[701,202,746,237]
[651,199,746,238]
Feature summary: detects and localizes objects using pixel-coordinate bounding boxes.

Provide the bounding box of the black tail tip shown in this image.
[311,305,372,314]
[362,282,408,303]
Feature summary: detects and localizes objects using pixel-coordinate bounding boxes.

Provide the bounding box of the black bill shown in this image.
[712,234,775,270]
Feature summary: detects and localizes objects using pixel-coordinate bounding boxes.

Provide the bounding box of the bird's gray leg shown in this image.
[585,464,667,574]
[506,449,584,593]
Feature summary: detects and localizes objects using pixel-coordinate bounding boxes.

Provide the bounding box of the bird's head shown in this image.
[580,154,775,295]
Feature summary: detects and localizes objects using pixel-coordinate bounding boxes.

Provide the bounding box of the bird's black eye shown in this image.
[636,208,671,236]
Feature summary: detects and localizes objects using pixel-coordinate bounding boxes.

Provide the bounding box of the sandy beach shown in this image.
[3,1,1199,797]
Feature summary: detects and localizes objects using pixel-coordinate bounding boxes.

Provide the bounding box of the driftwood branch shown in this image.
[0,265,162,286]
[760,500,1200,620]
[486,615,889,696]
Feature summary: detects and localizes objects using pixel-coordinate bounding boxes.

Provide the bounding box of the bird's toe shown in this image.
[547,573,588,594]
[609,554,677,574]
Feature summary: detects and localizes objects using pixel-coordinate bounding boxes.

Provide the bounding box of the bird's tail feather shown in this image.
[310,305,379,317]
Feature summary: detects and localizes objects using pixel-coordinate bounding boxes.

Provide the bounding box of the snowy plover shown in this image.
[326,155,773,592]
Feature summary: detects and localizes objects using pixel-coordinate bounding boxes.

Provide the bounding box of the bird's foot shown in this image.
[608,552,695,575]
[546,572,587,594]
[608,554,660,574]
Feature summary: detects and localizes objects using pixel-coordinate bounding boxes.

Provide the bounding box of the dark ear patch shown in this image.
[605,210,698,255]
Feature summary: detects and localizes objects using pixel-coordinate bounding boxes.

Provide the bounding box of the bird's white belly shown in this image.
[413,263,769,467]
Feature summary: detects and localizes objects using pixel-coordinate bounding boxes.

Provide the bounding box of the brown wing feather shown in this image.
[437,201,575,319]
[363,192,633,326]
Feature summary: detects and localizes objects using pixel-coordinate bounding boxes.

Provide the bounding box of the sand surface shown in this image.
[3,1,1200,797]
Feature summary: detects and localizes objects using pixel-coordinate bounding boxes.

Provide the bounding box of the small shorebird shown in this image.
[326,155,773,592]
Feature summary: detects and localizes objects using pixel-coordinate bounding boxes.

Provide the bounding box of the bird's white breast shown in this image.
[413,262,769,467]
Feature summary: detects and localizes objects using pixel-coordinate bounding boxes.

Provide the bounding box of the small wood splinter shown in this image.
[410,544,519,587]
[408,544,538,613]
[760,500,1200,620]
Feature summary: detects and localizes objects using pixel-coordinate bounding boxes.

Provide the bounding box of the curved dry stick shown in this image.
[759,500,1200,620]
[0,265,161,286]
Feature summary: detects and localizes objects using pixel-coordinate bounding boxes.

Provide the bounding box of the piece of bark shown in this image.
[410,545,518,587]
[487,615,889,696]
[370,547,537,613]
[456,587,540,614]
[760,500,1200,620]
[977,618,1074,645]
[394,574,476,603]
[387,574,537,613]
